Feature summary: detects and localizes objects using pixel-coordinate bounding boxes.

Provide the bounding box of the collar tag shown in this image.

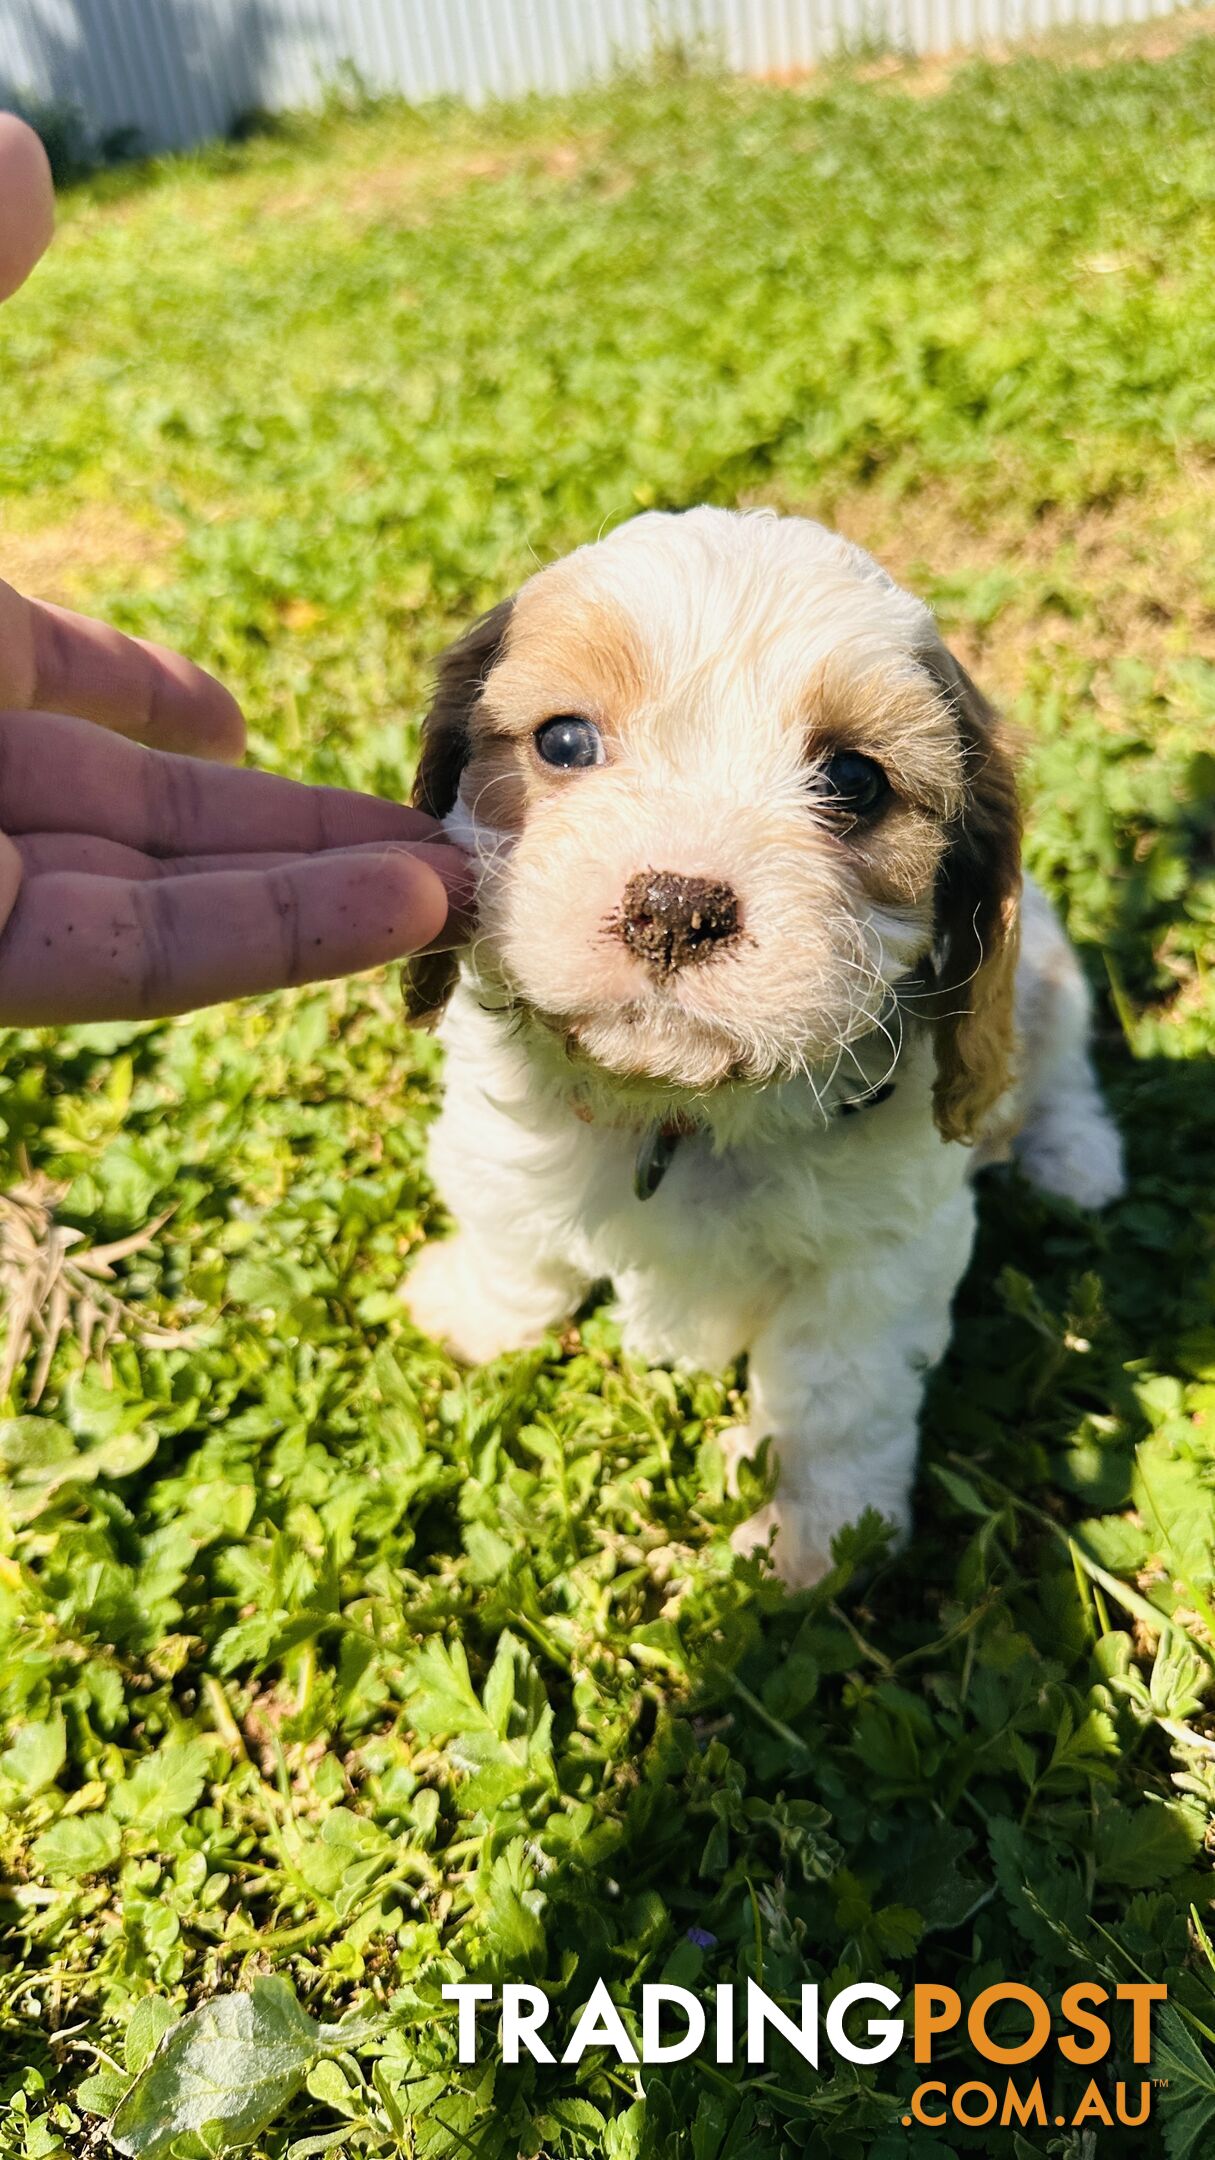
[634,1121,681,1201]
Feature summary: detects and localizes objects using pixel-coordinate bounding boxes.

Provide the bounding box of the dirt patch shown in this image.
[0,503,181,608]
[270,132,597,229]
[769,7,1215,99]
[750,471,1215,708]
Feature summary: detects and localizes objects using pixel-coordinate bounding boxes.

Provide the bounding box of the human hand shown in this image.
[0,114,469,1024]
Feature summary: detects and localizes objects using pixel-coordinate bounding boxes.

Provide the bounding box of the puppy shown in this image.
[402,509,1124,1586]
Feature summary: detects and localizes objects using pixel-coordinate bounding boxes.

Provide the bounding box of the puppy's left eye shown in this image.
[534,716,605,769]
[819,750,890,819]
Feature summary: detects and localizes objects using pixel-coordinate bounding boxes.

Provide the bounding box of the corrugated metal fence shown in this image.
[0,0,1197,153]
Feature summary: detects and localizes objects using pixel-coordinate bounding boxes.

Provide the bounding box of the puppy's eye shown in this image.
[534,716,605,770]
[819,750,889,819]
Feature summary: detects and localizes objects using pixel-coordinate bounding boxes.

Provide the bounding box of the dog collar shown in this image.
[631,1079,897,1202]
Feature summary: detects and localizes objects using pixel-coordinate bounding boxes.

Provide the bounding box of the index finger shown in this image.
[0,707,442,855]
[0,585,246,760]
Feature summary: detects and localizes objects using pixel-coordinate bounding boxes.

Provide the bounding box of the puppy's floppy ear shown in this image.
[412,597,515,818]
[403,597,515,1027]
[918,644,1022,1144]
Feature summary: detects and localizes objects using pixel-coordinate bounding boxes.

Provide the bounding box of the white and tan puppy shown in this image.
[402,508,1123,1586]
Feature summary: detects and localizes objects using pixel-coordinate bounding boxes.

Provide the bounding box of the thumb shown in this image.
[0,117,55,303]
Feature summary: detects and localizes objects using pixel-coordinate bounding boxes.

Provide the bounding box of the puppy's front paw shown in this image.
[730,1472,911,1591]
[402,1238,536,1364]
[1017,1105,1126,1210]
[722,1435,839,1588]
[716,1424,760,1498]
[403,1236,583,1363]
[730,1500,831,1591]
[402,1239,480,1359]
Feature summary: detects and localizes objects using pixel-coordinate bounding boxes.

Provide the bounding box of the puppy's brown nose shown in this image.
[618,870,740,974]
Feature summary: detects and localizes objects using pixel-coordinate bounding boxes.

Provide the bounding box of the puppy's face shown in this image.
[414,510,1021,1138]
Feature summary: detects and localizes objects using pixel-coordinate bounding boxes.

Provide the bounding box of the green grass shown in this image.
[2,25,1215,2158]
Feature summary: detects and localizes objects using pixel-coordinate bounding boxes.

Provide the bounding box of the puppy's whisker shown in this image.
[787,1043,832,1127]
[815,1036,850,1108]
[896,909,995,1008]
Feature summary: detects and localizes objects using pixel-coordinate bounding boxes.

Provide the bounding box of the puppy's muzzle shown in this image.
[616,869,740,976]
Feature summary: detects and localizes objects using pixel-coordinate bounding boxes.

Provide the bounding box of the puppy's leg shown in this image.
[402,1020,590,1361]
[405,1230,585,1364]
[730,1198,975,1589]
[1011,883,1125,1209]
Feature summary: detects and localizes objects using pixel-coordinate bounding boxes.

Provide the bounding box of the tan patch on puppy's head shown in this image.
[458,581,650,834]
[803,650,965,914]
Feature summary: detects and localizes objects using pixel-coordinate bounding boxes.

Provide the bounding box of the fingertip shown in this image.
[204,681,247,764]
[375,850,454,953]
[146,643,247,762]
[184,691,246,765]
[0,116,55,301]
[412,841,477,923]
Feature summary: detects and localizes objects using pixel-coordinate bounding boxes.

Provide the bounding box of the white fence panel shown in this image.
[0,0,1204,154]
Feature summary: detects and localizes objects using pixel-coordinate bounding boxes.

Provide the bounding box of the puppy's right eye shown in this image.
[534,716,604,770]
[819,750,890,819]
